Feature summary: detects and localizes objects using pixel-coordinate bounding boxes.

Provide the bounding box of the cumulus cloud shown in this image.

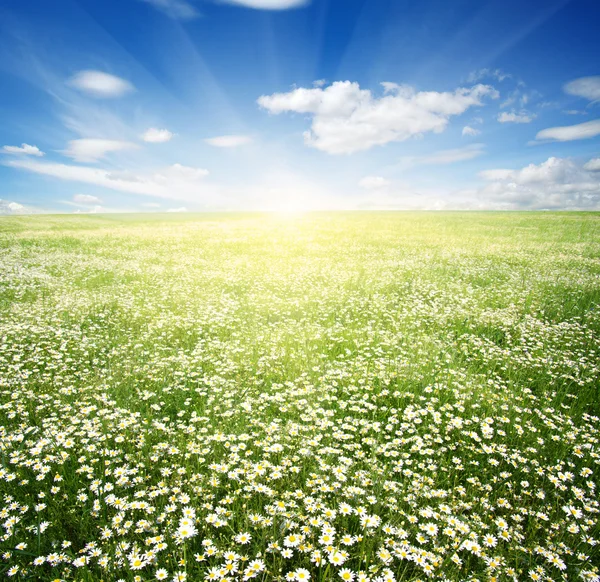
[204,135,253,147]
[0,199,41,215]
[563,76,600,102]
[69,71,135,98]
[142,202,161,208]
[475,156,600,209]
[358,176,390,190]
[498,111,534,123]
[462,126,481,136]
[62,139,139,163]
[4,159,211,201]
[360,156,599,211]
[219,0,308,9]
[142,128,174,143]
[535,119,600,142]
[73,194,102,205]
[583,158,600,171]
[258,81,498,154]
[2,143,44,156]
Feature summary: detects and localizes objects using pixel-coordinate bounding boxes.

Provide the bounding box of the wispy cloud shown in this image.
[399,144,485,169]
[563,76,600,103]
[467,68,512,83]
[4,159,212,201]
[73,194,102,205]
[62,139,139,163]
[534,119,600,142]
[219,0,309,9]
[139,0,200,19]
[258,81,498,154]
[358,176,390,190]
[2,144,44,156]
[68,71,135,98]
[497,111,535,123]
[205,135,253,148]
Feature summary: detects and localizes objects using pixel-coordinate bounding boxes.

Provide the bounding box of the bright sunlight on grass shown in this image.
[0,212,599,582]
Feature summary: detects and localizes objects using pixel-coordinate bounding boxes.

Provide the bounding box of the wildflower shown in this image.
[235,532,252,544]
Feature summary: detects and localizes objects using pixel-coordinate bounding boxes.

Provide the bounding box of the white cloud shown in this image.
[157,163,209,182]
[478,157,579,184]
[140,0,199,19]
[563,76,600,102]
[467,69,511,83]
[141,127,175,143]
[0,199,41,215]
[220,0,308,9]
[258,81,498,154]
[420,144,485,164]
[4,159,211,201]
[358,176,390,190]
[69,71,135,98]
[73,194,102,205]
[73,205,103,214]
[62,139,139,163]
[5,159,158,195]
[355,186,464,211]
[167,207,188,212]
[497,111,534,123]
[400,144,485,169]
[478,168,513,181]
[204,135,253,148]
[2,143,44,156]
[142,202,161,208]
[142,0,308,15]
[462,126,481,136]
[474,156,600,209]
[583,158,600,171]
[535,119,600,142]
[499,88,533,109]
[142,128,174,143]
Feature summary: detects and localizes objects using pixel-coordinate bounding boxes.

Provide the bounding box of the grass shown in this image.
[0,212,599,582]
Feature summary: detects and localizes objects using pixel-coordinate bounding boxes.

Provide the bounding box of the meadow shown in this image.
[0,212,599,582]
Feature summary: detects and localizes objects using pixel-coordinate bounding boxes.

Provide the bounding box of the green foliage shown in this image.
[0,212,598,582]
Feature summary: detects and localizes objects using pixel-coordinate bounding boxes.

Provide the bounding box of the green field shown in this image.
[0,212,599,582]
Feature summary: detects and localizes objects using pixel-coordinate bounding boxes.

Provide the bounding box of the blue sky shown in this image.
[1,0,599,212]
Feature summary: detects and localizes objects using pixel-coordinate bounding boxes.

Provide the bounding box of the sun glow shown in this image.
[261,187,323,215]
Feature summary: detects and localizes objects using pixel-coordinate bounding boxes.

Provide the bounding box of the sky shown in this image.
[0,0,599,213]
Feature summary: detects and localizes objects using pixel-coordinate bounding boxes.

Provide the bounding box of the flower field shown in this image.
[0,212,599,582]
